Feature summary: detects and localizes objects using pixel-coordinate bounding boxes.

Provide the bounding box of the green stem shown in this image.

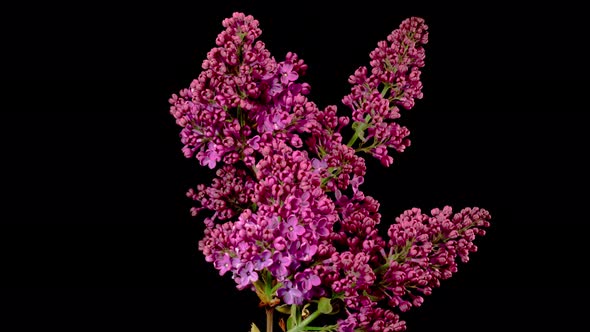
[381,84,391,97]
[285,310,322,332]
[300,327,328,331]
[346,129,360,147]
[266,307,273,332]
[346,114,372,147]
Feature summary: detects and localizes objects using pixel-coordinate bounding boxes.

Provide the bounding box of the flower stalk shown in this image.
[266,307,273,332]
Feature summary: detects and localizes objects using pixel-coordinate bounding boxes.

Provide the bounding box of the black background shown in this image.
[2,1,588,331]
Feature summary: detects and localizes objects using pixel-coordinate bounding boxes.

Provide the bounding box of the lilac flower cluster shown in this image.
[342,17,428,167]
[170,12,491,332]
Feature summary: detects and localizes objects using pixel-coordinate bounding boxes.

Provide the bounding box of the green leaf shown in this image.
[357,129,366,142]
[325,298,342,315]
[270,281,283,293]
[287,315,295,330]
[286,304,298,329]
[250,322,261,332]
[317,297,333,314]
[275,304,292,314]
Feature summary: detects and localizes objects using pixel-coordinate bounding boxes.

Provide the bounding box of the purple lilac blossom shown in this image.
[342,17,429,167]
[171,12,491,332]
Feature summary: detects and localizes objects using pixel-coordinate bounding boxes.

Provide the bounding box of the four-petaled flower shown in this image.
[200,142,221,169]
[253,250,273,270]
[277,280,303,305]
[270,251,292,278]
[281,215,306,241]
[214,252,233,276]
[278,63,299,85]
[236,261,259,288]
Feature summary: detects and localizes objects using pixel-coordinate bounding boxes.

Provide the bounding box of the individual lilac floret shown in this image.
[280,215,306,241]
[278,63,299,84]
[277,280,303,305]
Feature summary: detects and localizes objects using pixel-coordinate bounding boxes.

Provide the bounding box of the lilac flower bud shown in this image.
[273,236,287,251]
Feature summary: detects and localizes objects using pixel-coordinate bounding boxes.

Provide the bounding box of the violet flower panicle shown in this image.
[170,12,491,332]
